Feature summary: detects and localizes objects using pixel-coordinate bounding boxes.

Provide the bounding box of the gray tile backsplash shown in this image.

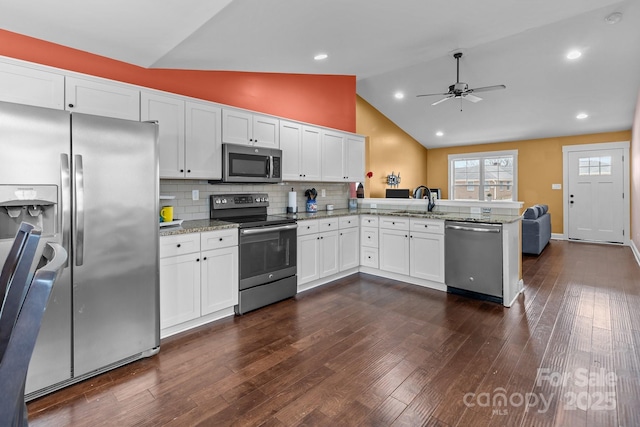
[160,180,352,220]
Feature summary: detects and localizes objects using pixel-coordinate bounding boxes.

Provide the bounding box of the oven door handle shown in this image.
[240,223,298,235]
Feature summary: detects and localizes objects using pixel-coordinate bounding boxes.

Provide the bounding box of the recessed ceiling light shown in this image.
[394,92,405,99]
[567,50,582,60]
[436,131,444,137]
[314,53,328,61]
[576,113,588,119]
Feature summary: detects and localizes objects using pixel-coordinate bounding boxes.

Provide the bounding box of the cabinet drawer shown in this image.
[297,220,319,236]
[319,218,338,232]
[410,218,445,235]
[361,227,379,248]
[360,215,379,227]
[339,215,358,229]
[379,216,410,231]
[201,228,238,251]
[361,247,379,269]
[160,234,200,258]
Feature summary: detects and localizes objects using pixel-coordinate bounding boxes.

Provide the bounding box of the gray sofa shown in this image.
[522,204,551,255]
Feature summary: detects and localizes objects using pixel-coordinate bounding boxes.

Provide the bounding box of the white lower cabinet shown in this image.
[379,228,410,275]
[160,229,238,334]
[339,216,359,271]
[409,219,445,283]
[319,228,340,277]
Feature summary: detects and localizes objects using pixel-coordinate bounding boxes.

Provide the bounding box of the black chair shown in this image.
[0,223,40,305]
[0,240,67,426]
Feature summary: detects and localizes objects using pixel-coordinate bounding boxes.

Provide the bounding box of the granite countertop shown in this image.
[159,219,238,236]
[160,208,521,236]
[278,208,522,224]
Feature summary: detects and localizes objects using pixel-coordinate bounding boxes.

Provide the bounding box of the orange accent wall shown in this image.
[356,96,429,197]
[427,130,632,234]
[0,29,356,132]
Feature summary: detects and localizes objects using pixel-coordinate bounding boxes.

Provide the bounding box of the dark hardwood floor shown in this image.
[27,241,640,426]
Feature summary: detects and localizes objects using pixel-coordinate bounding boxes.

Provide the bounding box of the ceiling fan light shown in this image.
[436,131,444,137]
[394,92,405,99]
[576,113,588,119]
[314,53,328,61]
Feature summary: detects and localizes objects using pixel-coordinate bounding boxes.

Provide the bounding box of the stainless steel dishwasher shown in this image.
[445,221,503,303]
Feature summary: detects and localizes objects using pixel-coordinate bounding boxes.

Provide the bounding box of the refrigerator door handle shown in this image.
[60,154,71,268]
[74,154,85,266]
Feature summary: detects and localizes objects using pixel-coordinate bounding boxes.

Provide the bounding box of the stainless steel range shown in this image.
[210,193,297,314]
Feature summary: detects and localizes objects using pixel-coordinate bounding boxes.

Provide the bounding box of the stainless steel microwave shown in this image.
[222,143,282,183]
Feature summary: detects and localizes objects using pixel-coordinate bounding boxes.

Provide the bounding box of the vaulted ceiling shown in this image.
[1,0,638,148]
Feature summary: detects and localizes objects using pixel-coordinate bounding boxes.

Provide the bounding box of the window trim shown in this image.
[448,149,518,201]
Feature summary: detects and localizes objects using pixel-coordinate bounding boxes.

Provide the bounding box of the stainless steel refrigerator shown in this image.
[0,101,160,399]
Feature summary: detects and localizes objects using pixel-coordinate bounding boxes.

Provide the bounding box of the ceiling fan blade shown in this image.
[463,93,483,103]
[417,92,450,98]
[431,96,452,106]
[467,84,506,94]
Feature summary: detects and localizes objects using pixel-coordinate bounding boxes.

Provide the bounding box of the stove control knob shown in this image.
[222,199,227,204]
[264,197,269,202]
[255,197,260,202]
[214,199,220,204]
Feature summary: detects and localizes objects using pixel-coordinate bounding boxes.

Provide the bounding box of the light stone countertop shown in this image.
[159,219,238,237]
[275,208,522,224]
[159,208,521,236]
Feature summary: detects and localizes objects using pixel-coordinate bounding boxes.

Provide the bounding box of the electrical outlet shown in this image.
[552,183,562,190]
[192,190,199,201]
[321,189,326,197]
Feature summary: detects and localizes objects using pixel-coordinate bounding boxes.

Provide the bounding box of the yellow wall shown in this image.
[426,130,632,234]
[356,96,429,197]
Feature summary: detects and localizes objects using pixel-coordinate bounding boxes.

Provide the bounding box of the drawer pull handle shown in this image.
[177,244,181,248]
[196,258,200,262]
[203,257,207,260]
[219,238,223,241]
[424,225,428,228]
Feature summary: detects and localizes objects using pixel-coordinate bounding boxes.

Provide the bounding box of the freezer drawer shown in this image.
[445,221,503,301]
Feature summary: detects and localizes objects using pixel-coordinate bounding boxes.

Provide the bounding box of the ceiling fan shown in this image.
[416,52,506,106]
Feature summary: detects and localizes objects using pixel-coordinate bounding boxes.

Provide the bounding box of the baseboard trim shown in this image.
[551,233,565,240]
[631,240,640,267]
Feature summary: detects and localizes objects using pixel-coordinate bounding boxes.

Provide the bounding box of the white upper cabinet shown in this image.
[321,130,345,181]
[142,92,185,178]
[222,108,279,148]
[344,134,365,182]
[66,76,140,120]
[0,61,65,110]
[185,101,222,180]
[320,130,365,182]
[142,92,222,179]
[280,121,321,181]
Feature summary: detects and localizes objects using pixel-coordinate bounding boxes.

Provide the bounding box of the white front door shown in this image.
[567,148,625,243]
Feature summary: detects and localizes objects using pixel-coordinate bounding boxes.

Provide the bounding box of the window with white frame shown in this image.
[448,150,517,201]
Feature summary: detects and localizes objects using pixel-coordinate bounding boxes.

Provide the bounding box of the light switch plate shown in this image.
[321,189,326,197]
[552,183,562,190]
[192,190,199,200]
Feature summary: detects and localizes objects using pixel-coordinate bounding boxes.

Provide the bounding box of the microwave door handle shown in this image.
[266,155,272,178]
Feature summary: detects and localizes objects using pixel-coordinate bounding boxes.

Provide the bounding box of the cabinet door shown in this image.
[252,114,279,148]
[0,61,64,109]
[222,109,252,145]
[280,120,302,180]
[319,230,340,277]
[339,227,359,271]
[159,254,201,329]
[142,92,185,178]
[379,228,410,275]
[297,233,320,285]
[301,126,322,181]
[201,247,238,315]
[345,135,365,182]
[410,232,445,283]
[66,76,140,120]
[321,130,344,181]
[186,101,222,179]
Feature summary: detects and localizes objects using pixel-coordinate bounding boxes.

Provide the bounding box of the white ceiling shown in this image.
[1,0,638,148]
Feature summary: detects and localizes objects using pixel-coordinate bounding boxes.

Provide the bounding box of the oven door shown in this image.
[239,223,297,290]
